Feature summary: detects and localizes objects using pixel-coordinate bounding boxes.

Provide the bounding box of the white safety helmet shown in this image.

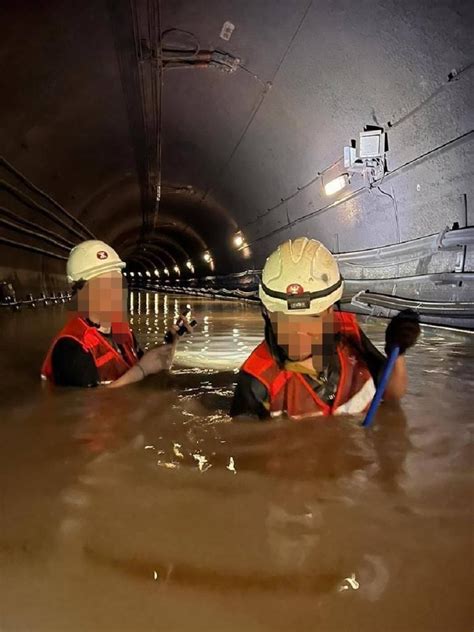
[66,240,125,283]
[259,237,343,315]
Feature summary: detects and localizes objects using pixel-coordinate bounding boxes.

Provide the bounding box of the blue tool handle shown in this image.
[362,346,400,427]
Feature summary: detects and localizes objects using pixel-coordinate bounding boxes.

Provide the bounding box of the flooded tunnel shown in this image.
[1,1,473,630]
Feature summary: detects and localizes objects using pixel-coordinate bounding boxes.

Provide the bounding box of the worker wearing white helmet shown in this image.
[41,240,192,387]
[231,237,420,419]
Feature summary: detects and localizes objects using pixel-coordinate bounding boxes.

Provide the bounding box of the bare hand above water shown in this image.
[107,342,175,388]
[108,313,196,388]
[138,343,176,375]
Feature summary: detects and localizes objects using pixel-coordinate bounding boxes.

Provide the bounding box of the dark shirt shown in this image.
[230,329,385,419]
[51,322,142,387]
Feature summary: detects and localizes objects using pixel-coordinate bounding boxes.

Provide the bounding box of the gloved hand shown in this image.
[385,308,420,355]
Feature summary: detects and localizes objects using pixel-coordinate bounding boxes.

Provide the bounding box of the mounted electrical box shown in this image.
[342,127,387,185]
[359,130,385,159]
[343,146,356,168]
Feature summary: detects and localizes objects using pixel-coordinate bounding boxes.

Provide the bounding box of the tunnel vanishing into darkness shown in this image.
[0,0,473,327]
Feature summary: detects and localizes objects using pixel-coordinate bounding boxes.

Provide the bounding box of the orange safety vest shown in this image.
[41,316,138,384]
[241,312,376,419]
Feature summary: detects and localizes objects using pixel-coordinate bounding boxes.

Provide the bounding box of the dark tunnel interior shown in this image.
[1,4,474,629]
[0,0,473,326]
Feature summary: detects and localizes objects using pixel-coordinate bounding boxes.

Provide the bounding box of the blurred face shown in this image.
[77,271,126,323]
[270,308,335,365]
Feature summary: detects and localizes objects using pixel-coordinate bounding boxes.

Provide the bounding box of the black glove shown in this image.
[385,308,420,355]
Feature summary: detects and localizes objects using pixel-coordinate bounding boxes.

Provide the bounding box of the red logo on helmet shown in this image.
[96,250,109,260]
[286,283,304,295]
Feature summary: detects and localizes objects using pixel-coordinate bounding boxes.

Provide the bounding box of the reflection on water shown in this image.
[0,291,473,631]
[130,291,262,370]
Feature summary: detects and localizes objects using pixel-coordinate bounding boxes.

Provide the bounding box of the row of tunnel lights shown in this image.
[125,258,198,279]
[126,231,248,279]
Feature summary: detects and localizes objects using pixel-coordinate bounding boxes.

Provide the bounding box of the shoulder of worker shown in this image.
[51,337,99,387]
[230,368,269,419]
[345,325,386,386]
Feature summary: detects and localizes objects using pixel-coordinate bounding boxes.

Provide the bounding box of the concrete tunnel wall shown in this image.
[0,0,473,325]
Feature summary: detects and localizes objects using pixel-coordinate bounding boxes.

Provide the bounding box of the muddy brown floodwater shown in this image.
[0,291,473,632]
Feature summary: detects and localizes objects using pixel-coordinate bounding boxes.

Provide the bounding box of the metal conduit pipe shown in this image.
[343,272,472,288]
[0,156,95,239]
[441,226,474,247]
[0,236,67,259]
[337,234,443,266]
[200,270,261,282]
[0,206,76,248]
[336,226,473,268]
[0,216,71,251]
[351,291,474,317]
[0,180,87,242]
[127,0,162,232]
[0,217,72,252]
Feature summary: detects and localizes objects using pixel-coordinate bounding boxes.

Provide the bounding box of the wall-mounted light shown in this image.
[186,260,195,273]
[203,251,212,263]
[137,271,143,277]
[324,174,349,196]
[129,271,135,277]
[154,269,160,277]
[173,265,180,275]
[163,267,169,276]
[145,270,151,278]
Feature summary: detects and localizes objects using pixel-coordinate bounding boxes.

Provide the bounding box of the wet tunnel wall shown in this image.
[1,0,473,326]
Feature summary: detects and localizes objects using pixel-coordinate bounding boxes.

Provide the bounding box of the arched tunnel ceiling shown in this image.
[0,0,473,279]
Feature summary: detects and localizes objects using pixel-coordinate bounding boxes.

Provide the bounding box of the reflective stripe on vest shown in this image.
[95,350,117,367]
